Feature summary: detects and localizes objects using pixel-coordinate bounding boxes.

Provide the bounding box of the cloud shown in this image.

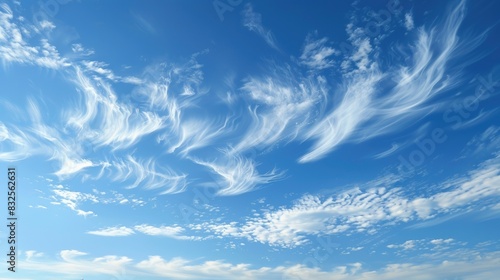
[165,117,232,157]
[87,226,135,237]
[299,68,382,163]
[373,143,400,159]
[387,240,417,250]
[87,224,201,240]
[194,155,500,247]
[20,249,500,280]
[25,250,44,261]
[430,238,454,245]
[67,67,165,150]
[300,34,338,70]
[404,12,415,31]
[0,4,69,68]
[242,3,279,50]
[82,60,117,80]
[50,185,147,216]
[71,43,94,56]
[24,250,133,278]
[52,189,98,216]
[191,153,284,196]
[132,12,156,35]
[300,0,479,163]
[0,121,36,161]
[27,98,94,177]
[105,155,188,194]
[233,66,328,154]
[464,126,500,155]
[134,224,201,240]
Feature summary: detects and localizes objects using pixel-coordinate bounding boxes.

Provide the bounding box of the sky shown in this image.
[0,0,499,279]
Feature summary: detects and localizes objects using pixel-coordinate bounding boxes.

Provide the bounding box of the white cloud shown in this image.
[373,143,401,159]
[67,68,165,150]
[134,224,184,236]
[29,205,47,209]
[87,224,201,240]
[191,153,283,196]
[24,250,133,278]
[300,0,479,163]
[0,122,35,161]
[233,67,328,154]
[25,250,44,261]
[52,189,98,216]
[20,249,500,280]
[300,34,338,70]
[0,4,69,68]
[132,12,156,35]
[405,12,415,31]
[71,43,94,56]
[387,240,417,250]
[105,155,188,194]
[39,20,55,30]
[242,3,279,50]
[299,69,382,163]
[134,224,201,240]
[341,23,374,73]
[87,226,135,237]
[430,238,454,245]
[27,99,94,177]
[82,60,116,80]
[60,250,88,261]
[76,209,95,217]
[465,126,500,154]
[165,117,231,157]
[195,156,500,247]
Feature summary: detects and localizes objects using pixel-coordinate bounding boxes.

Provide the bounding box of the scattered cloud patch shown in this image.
[87,226,135,237]
[242,3,279,50]
[405,12,415,31]
[300,34,338,70]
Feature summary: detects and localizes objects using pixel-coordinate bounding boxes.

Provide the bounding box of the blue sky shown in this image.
[0,0,500,279]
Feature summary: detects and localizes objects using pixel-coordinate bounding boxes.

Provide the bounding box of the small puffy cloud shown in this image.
[87,226,135,237]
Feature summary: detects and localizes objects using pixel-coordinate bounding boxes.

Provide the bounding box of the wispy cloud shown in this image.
[134,224,202,240]
[21,249,500,280]
[373,143,400,159]
[67,67,165,150]
[300,68,382,163]
[48,184,147,216]
[52,189,97,217]
[87,224,201,240]
[104,156,188,194]
[71,43,94,56]
[166,117,232,156]
[195,155,500,247]
[87,226,135,237]
[464,126,500,155]
[233,66,328,154]
[132,12,156,35]
[23,250,133,278]
[300,34,338,70]
[0,4,69,68]
[27,99,95,177]
[0,121,36,161]
[191,152,284,196]
[300,0,481,163]
[242,3,279,50]
[405,12,415,31]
